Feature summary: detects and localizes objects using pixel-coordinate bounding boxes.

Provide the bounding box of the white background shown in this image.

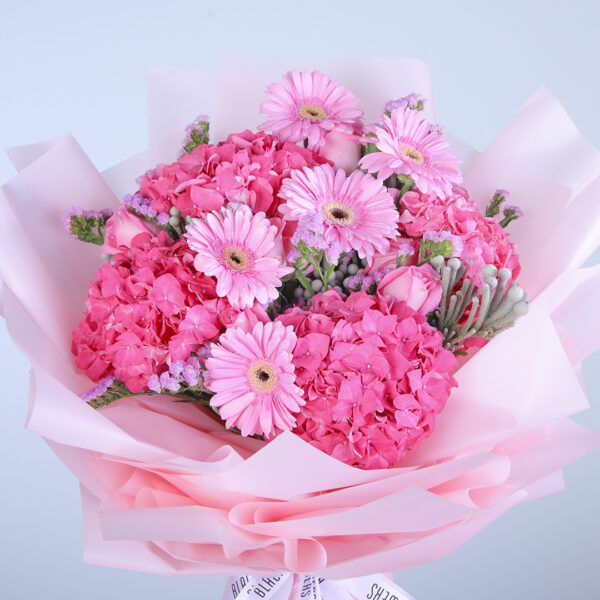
[0,1,599,598]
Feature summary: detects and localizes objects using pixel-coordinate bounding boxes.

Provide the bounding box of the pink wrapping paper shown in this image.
[1,58,598,579]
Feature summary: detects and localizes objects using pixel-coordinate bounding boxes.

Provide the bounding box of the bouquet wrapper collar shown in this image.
[224,573,412,600]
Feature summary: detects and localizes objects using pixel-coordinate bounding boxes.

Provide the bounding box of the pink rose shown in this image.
[267,216,290,263]
[214,298,269,331]
[367,239,418,272]
[228,303,270,333]
[102,205,161,254]
[320,131,362,174]
[378,265,442,315]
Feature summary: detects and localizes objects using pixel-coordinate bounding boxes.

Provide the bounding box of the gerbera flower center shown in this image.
[298,103,327,122]
[323,201,356,226]
[248,360,278,393]
[400,145,425,163]
[222,245,252,271]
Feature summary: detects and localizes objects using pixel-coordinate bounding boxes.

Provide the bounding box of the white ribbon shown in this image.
[224,573,413,600]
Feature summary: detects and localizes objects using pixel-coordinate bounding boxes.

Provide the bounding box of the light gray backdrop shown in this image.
[0,1,598,598]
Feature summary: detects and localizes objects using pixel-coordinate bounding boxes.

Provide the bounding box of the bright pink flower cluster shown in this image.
[277,290,457,469]
[138,129,326,219]
[68,69,527,470]
[399,186,521,283]
[72,231,241,392]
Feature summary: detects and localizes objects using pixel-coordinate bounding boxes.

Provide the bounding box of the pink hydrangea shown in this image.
[277,290,457,469]
[71,231,253,393]
[138,130,326,219]
[399,186,520,283]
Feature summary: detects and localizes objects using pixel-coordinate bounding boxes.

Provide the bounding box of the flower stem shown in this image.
[295,266,314,297]
[323,262,335,290]
[397,176,415,200]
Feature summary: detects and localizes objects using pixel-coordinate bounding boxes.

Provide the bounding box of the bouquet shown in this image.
[2,58,598,599]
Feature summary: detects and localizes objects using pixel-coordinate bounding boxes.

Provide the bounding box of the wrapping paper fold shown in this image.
[1,57,598,579]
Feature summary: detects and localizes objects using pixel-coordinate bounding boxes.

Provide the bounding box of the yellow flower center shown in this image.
[323,201,355,226]
[298,104,327,122]
[400,145,425,163]
[248,360,278,393]
[222,245,251,271]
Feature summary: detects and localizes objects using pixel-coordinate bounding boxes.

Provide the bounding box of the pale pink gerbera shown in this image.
[185,206,292,309]
[278,164,398,263]
[206,321,304,437]
[260,70,363,150]
[360,108,462,199]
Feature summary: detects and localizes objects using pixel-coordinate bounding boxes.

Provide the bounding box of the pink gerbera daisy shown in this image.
[278,164,398,263]
[360,108,462,199]
[205,320,304,437]
[260,70,363,150]
[185,205,292,309]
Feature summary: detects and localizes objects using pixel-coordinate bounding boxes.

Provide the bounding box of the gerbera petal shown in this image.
[185,205,289,309]
[206,321,302,437]
[360,107,462,199]
[278,164,398,265]
[260,70,363,149]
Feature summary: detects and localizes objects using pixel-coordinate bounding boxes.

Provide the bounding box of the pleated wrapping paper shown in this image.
[1,58,599,582]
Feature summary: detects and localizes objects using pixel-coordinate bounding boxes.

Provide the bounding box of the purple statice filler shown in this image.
[159,371,181,393]
[122,193,169,228]
[122,193,158,218]
[486,188,510,218]
[344,268,389,293]
[62,206,83,234]
[345,273,362,290]
[147,355,204,393]
[499,204,524,228]
[62,206,113,235]
[370,267,391,283]
[291,212,328,252]
[395,242,416,267]
[185,114,210,132]
[182,356,202,387]
[80,374,116,402]
[324,240,344,266]
[180,114,211,155]
[147,373,161,393]
[287,248,301,263]
[85,208,112,220]
[169,360,185,377]
[385,93,426,113]
[361,275,374,289]
[423,230,464,258]
[62,206,113,245]
[397,242,416,257]
[504,204,523,218]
